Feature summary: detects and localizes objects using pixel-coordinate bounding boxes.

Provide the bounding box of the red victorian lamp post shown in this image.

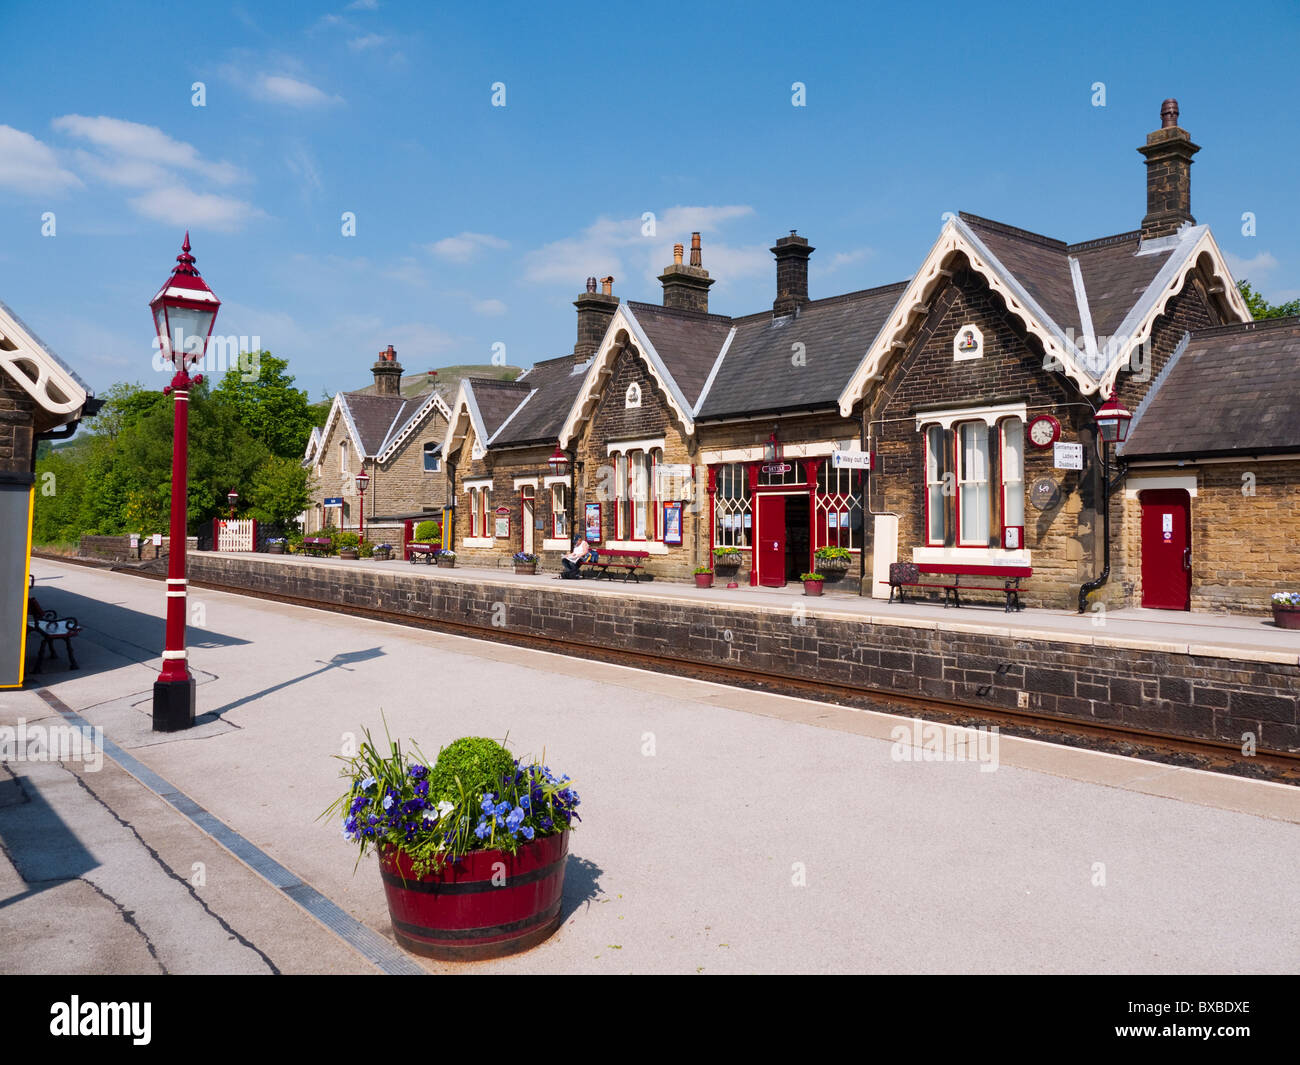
[149,233,220,731]
[1078,390,1132,613]
[355,467,370,539]
[227,488,239,520]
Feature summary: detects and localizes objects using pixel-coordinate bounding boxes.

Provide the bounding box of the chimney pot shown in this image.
[689,232,702,267]
[1139,99,1199,239]
[371,344,403,395]
[658,236,714,312]
[771,231,815,317]
[601,276,614,296]
[673,243,684,265]
[574,276,619,357]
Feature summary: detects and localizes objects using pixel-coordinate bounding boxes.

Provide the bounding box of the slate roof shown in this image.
[340,392,417,455]
[695,283,908,419]
[492,355,588,446]
[961,216,1081,336]
[1072,232,1173,339]
[1120,318,1300,458]
[467,378,533,438]
[626,302,734,409]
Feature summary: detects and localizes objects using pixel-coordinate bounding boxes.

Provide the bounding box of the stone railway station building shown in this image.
[309,102,1300,615]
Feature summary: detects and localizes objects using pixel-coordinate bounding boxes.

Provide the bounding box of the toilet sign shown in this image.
[1053,442,1083,470]
[1162,512,1173,542]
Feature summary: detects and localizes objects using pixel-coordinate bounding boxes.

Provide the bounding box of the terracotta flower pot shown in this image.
[378,831,569,960]
[1272,606,1300,630]
[695,573,713,588]
[803,579,824,597]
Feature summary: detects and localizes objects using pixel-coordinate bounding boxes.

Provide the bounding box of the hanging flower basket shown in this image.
[814,548,852,583]
[713,550,743,573]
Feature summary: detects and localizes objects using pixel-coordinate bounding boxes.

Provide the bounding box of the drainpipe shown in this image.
[1077,435,1125,613]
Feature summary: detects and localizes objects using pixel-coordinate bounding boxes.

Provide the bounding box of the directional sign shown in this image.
[831,450,873,470]
[1053,442,1083,470]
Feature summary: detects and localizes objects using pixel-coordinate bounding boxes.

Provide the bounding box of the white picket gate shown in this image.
[215,518,257,552]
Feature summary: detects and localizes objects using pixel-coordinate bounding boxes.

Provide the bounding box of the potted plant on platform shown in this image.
[336,531,361,560]
[513,551,539,575]
[326,728,581,960]
[694,566,714,589]
[266,537,286,555]
[713,548,742,577]
[1271,592,1300,629]
[800,572,825,596]
[813,546,852,583]
[436,549,457,569]
[372,543,394,561]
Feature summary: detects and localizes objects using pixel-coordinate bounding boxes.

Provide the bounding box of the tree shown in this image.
[213,351,318,460]
[247,455,314,527]
[1237,279,1300,320]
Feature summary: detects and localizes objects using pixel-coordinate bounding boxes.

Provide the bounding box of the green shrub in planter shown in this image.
[414,520,442,543]
[335,531,361,555]
[426,737,517,806]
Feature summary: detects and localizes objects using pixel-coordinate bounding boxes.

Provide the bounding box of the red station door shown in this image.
[1140,488,1191,610]
[756,494,786,587]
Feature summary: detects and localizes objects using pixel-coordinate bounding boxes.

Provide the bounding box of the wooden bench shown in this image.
[587,548,650,583]
[407,542,439,564]
[883,562,1031,613]
[303,536,333,557]
[27,597,82,671]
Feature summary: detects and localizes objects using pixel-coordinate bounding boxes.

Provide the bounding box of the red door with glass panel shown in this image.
[1140,489,1191,610]
[756,494,786,587]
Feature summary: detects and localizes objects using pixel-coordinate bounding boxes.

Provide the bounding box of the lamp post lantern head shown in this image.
[227,489,239,506]
[355,469,370,491]
[150,233,221,371]
[1095,392,1132,445]
[547,446,568,478]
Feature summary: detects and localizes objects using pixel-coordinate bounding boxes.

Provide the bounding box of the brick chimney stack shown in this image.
[371,344,403,395]
[772,231,814,317]
[659,231,714,313]
[1138,98,1200,240]
[574,276,619,358]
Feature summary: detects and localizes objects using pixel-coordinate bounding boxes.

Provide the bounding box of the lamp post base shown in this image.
[153,677,196,732]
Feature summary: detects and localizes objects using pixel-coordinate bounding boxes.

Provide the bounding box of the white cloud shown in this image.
[257,74,343,107]
[521,205,759,291]
[472,299,507,316]
[1224,250,1279,280]
[428,231,510,261]
[812,247,874,278]
[347,33,387,51]
[53,115,243,185]
[0,125,81,194]
[128,185,265,232]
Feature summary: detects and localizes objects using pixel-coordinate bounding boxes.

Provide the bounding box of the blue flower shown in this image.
[474,819,490,840]
[520,795,531,810]
[409,764,428,780]
[521,825,535,841]
[414,780,430,798]
[383,793,396,811]
[361,776,376,791]
[505,806,525,832]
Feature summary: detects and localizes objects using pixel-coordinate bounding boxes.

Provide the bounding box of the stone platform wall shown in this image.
[181,554,1300,753]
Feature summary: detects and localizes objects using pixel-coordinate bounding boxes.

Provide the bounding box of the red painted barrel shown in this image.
[378,831,569,960]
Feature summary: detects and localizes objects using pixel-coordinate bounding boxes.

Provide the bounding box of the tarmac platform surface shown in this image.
[3,558,1298,975]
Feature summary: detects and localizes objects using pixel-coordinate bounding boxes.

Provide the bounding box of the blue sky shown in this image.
[2,0,1297,404]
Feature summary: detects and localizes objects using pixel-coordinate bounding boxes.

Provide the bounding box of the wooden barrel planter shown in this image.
[514,564,537,576]
[1273,606,1300,630]
[378,831,569,960]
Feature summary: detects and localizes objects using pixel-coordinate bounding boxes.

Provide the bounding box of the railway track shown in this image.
[34,552,1300,785]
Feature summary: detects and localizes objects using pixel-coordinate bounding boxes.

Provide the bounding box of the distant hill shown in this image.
[352,363,525,400]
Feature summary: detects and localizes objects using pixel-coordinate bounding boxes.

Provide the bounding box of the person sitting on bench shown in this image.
[560,539,593,579]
